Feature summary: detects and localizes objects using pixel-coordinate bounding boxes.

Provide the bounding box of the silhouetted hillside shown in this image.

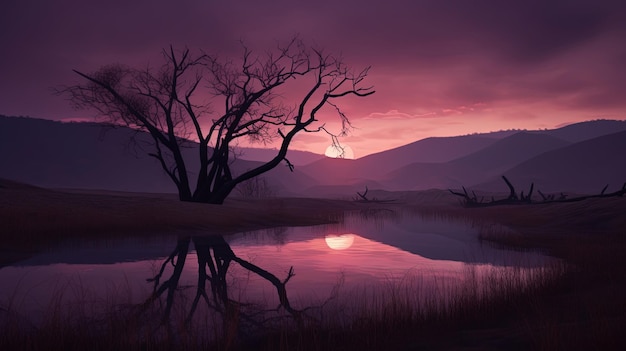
[2,115,625,195]
[298,158,362,185]
[474,130,626,193]
[0,116,175,192]
[450,132,570,172]
[539,119,626,143]
[235,147,324,166]
[0,116,315,195]
[381,162,472,191]
[381,132,571,190]
[299,135,499,186]
[357,135,499,171]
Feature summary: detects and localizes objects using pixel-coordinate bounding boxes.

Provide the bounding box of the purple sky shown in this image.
[1,0,625,156]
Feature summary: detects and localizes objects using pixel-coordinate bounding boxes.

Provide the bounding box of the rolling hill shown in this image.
[0,116,176,192]
[380,132,571,191]
[538,119,626,143]
[298,135,500,186]
[449,132,570,173]
[297,121,626,190]
[0,116,317,195]
[234,146,324,166]
[474,130,626,194]
[2,115,625,196]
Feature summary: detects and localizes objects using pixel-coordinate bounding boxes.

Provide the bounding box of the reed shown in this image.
[0,259,569,350]
[252,262,570,350]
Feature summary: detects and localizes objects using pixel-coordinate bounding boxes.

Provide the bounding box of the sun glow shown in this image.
[324,144,355,159]
[324,234,355,250]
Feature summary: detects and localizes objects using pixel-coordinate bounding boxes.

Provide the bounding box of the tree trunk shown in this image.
[177,184,193,202]
[205,184,236,205]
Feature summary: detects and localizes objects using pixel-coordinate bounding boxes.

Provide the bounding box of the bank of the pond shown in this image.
[0,181,384,266]
[424,196,626,351]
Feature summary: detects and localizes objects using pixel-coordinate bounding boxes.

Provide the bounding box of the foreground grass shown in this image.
[0,263,568,351]
[251,264,572,351]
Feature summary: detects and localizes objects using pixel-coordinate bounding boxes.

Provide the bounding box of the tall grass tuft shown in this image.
[249,262,569,350]
[1,261,569,351]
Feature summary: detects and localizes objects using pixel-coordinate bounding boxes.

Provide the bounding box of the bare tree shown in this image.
[60,38,373,204]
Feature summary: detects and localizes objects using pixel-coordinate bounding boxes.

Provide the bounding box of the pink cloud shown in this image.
[364,110,438,120]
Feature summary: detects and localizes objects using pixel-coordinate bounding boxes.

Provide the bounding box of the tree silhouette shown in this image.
[141,235,303,345]
[61,38,373,204]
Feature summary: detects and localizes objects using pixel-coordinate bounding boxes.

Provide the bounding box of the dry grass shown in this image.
[1,187,349,236]
[224,263,570,350]
[434,197,626,351]
[0,261,568,351]
[0,181,370,266]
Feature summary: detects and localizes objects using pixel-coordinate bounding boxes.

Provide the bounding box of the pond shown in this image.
[0,210,551,342]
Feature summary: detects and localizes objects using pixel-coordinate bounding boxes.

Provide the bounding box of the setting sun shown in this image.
[324,144,355,159]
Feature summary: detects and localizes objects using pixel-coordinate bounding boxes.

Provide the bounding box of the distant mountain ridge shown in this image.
[449,132,571,172]
[0,116,317,194]
[1,115,625,196]
[536,119,626,143]
[299,135,500,187]
[474,130,626,193]
[463,119,626,143]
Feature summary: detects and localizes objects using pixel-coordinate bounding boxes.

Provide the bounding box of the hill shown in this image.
[0,116,175,192]
[474,130,626,193]
[234,147,324,166]
[2,115,625,196]
[381,132,571,190]
[449,132,570,173]
[298,120,626,190]
[0,116,315,195]
[539,119,626,143]
[299,135,499,186]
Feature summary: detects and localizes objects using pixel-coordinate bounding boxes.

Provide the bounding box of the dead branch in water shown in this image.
[353,186,397,204]
[449,176,626,208]
[355,186,369,201]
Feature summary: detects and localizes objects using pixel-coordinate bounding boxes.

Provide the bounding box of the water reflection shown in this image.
[140,235,301,332]
[324,234,355,250]
[0,212,552,340]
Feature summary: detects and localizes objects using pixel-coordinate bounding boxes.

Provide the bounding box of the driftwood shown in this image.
[353,186,397,203]
[355,186,370,201]
[449,176,626,208]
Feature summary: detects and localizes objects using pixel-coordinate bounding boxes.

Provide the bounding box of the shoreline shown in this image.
[2,182,625,264]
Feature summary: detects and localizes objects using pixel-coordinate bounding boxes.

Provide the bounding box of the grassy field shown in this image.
[0,179,369,267]
[1,179,625,350]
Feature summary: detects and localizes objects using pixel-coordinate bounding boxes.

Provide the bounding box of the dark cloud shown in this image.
[1,0,624,129]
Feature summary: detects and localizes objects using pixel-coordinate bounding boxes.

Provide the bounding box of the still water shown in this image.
[0,211,549,330]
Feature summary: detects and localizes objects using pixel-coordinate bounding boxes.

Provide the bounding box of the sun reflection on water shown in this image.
[324,234,355,250]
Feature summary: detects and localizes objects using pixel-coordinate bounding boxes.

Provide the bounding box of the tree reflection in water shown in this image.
[139,234,303,342]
